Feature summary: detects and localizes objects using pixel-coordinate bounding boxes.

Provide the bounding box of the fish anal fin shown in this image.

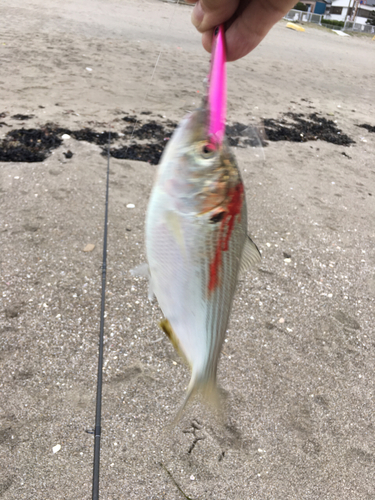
[159,318,189,366]
[239,235,261,274]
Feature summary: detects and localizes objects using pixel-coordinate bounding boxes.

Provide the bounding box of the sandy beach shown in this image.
[1,1,375,498]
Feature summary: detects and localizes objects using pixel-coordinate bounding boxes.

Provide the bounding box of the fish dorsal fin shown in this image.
[159,318,189,366]
[239,235,261,274]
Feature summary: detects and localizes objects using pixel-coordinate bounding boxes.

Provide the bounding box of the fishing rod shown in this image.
[92,132,111,500]
[90,3,182,498]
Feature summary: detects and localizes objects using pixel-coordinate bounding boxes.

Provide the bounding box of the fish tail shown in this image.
[200,375,221,411]
[172,371,221,424]
[172,379,198,424]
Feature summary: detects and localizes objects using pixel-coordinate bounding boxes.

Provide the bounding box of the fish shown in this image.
[134,25,261,415]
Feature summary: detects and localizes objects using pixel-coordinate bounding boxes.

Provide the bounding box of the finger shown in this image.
[192,0,240,32]
[203,0,297,61]
[201,28,214,54]
[228,0,297,61]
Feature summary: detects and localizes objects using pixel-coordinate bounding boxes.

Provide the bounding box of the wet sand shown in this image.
[1,1,375,499]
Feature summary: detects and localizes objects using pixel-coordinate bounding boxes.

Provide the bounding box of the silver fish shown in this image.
[142,106,260,412]
[134,26,261,415]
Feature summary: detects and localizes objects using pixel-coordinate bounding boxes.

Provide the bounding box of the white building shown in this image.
[325,0,375,24]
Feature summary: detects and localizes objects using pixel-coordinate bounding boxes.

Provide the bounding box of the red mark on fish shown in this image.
[208,183,244,292]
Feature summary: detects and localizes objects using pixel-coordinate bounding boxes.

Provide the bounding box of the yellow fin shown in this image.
[159,318,189,366]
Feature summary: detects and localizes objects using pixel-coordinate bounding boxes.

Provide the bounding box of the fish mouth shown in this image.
[207,25,227,147]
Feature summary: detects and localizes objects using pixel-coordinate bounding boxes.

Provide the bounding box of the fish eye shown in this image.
[200,143,215,159]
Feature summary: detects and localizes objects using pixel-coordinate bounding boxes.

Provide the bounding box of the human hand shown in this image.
[185,0,297,61]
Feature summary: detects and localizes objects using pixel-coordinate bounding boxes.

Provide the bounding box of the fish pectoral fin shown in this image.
[239,235,261,274]
[147,280,155,302]
[130,263,155,301]
[165,210,186,257]
[130,262,150,278]
[159,318,189,366]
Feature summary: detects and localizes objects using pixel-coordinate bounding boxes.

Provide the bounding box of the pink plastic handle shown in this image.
[208,25,227,146]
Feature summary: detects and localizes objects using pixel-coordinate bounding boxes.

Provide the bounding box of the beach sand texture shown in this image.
[1,1,375,499]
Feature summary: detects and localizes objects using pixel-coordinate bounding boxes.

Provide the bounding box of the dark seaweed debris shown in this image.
[124,121,174,141]
[11,114,34,120]
[0,128,63,162]
[357,123,375,133]
[264,113,354,146]
[128,120,176,140]
[122,115,137,123]
[0,111,357,164]
[63,150,74,159]
[110,118,177,164]
[110,143,165,164]
[0,126,118,162]
[68,128,119,145]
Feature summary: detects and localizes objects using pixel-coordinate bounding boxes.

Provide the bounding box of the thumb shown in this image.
[192,0,240,32]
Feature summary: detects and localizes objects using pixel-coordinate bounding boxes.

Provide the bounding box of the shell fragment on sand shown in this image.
[286,22,305,32]
[83,243,95,252]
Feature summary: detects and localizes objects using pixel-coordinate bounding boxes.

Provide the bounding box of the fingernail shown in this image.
[192,1,204,28]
